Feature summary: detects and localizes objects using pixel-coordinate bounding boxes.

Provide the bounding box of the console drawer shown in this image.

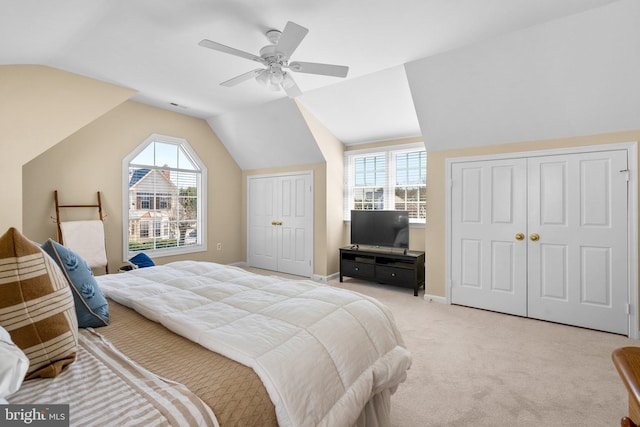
[376,265,414,286]
[341,260,375,278]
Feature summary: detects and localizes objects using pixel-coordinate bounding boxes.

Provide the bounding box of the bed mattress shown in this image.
[97,261,411,427]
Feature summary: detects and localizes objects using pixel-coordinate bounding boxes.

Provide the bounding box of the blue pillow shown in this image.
[129,252,155,268]
[41,239,109,328]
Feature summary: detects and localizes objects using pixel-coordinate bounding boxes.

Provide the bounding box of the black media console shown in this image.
[339,246,425,296]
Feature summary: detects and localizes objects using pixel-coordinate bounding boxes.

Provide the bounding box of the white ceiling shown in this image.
[1,0,619,145]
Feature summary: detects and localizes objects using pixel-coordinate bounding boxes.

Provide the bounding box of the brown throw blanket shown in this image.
[98,299,278,427]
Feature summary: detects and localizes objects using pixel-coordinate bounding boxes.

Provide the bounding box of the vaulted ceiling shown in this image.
[1,0,620,166]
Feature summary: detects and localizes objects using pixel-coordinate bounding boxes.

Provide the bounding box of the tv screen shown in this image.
[350,210,409,249]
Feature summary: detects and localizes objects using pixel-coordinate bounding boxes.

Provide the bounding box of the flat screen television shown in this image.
[350,210,409,249]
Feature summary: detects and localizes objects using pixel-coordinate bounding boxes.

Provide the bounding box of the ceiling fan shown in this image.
[198,21,349,98]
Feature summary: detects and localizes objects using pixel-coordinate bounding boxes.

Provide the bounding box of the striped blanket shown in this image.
[8,329,218,427]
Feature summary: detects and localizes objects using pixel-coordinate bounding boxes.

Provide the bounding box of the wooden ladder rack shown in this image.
[54,190,105,243]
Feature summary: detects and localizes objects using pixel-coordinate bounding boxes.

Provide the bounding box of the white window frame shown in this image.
[122,133,207,260]
[344,142,426,224]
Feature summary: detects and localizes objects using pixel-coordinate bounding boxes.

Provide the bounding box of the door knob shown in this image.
[515,233,525,241]
[530,233,540,241]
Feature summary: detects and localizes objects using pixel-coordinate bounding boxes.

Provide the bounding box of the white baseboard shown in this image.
[424,294,447,304]
[313,272,339,282]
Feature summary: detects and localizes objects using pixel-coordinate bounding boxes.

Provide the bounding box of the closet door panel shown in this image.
[527,150,628,335]
[276,173,313,277]
[247,177,278,271]
[451,159,528,316]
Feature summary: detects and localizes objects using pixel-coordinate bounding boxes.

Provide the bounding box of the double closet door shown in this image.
[247,172,313,277]
[451,149,628,335]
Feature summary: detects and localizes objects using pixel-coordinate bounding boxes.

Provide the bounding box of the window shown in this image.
[394,150,427,219]
[123,134,207,259]
[136,192,172,210]
[345,142,426,223]
[353,154,385,210]
[140,222,149,239]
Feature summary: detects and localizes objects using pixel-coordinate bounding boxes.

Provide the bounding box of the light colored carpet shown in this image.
[245,267,635,426]
[331,277,634,427]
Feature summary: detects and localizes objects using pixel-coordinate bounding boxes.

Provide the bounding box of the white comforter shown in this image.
[96,261,412,427]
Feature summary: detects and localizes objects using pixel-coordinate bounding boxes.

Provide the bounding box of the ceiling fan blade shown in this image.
[275,21,308,58]
[220,69,265,87]
[198,39,265,64]
[288,61,349,78]
[282,73,302,98]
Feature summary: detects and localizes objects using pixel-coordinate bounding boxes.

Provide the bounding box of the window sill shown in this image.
[124,244,207,262]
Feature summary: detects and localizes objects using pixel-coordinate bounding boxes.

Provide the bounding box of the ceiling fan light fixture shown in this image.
[282,72,296,89]
[269,65,284,85]
[255,70,270,86]
[256,67,285,92]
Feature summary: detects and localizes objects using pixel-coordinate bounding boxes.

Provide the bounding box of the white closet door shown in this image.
[277,173,313,277]
[527,150,628,335]
[451,158,528,316]
[247,176,278,271]
[247,172,313,277]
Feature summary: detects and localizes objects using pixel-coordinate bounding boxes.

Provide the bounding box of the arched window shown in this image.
[122,134,207,259]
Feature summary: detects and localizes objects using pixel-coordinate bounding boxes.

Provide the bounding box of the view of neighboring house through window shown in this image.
[344,142,426,223]
[123,134,207,258]
[353,154,385,210]
[394,150,427,219]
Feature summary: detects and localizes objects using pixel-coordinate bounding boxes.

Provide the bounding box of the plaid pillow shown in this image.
[0,228,78,379]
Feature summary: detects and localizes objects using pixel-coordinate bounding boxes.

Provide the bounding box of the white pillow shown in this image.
[0,326,29,401]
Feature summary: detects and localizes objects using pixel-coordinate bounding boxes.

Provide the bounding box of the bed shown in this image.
[4,243,411,426]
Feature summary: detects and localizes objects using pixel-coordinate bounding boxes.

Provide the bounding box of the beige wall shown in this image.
[12,67,634,299]
[425,130,640,297]
[0,65,135,231]
[6,66,357,279]
[297,101,346,276]
[23,100,243,271]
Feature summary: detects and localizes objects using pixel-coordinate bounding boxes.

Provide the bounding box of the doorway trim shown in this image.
[444,142,638,338]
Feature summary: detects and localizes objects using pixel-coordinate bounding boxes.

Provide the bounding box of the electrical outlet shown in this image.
[216,243,222,251]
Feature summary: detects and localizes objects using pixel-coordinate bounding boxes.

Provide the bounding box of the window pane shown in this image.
[353,187,384,210]
[178,146,198,170]
[395,186,425,219]
[131,143,155,165]
[393,150,426,220]
[354,155,385,187]
[353,154,386,210]
[126,137,204,256]
[155,142,178,168]
[396,151,426,185]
